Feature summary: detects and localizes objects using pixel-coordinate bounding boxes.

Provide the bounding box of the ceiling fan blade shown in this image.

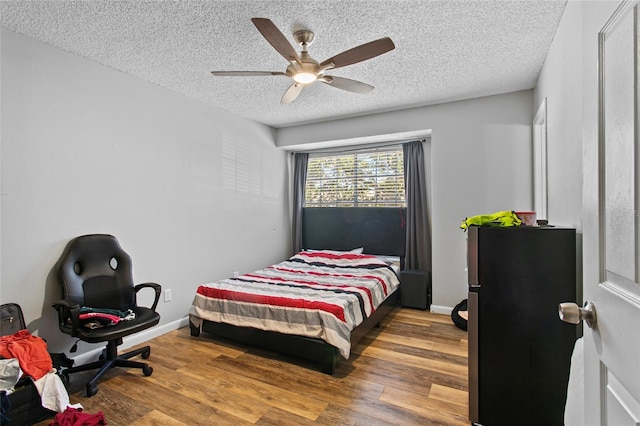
[321,76,374,94]
[251,18,301,64]
[281,83,303,104]
[320,37,395,69]
[211,71,287,76]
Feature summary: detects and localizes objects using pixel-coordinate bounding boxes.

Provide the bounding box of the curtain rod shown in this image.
[294,138,428,156]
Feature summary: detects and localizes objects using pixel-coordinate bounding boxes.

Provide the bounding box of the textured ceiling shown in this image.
[0,0,566,128]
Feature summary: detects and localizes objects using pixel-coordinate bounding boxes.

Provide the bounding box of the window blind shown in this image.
[304,148,405,207]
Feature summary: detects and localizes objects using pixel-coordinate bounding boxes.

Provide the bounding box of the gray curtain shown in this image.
[403,141,432,271]
[291,152,309,254]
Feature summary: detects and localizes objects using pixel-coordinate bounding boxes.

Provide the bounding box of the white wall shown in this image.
[533,0,585,319]
[277,91,534,310]
[533,3,610,423]
[534,0,583,231]
[0,29,290,354]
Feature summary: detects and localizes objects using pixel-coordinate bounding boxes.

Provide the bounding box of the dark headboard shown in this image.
[302,207,406,257]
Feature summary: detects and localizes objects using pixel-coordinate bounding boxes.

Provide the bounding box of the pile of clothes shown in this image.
[1,318,108,424]
[50,407,106,425]
[0,329,77,419]
[460,210,522,230]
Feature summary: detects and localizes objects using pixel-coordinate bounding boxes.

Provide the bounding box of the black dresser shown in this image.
[467,226,578,426]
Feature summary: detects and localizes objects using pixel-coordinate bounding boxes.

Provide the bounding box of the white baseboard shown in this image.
[122,316,190,348]
[68,316,190,366]
[430,304,453,315]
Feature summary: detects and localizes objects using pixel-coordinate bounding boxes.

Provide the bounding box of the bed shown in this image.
[188,207,406,374]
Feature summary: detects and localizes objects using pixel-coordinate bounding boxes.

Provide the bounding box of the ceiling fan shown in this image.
[211,18,395,104]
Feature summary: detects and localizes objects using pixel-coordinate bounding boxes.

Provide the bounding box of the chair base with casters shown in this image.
[53,299,161,397]
[52,234,162,398]
[59,338,153,397]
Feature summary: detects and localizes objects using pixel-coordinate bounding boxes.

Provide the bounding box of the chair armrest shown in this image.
[134,282,162,311]
[52,300,81,336]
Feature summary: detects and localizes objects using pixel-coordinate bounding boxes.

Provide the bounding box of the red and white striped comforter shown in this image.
[188,251,400,358]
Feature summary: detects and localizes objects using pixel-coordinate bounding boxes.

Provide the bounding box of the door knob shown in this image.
[558,301,597,328]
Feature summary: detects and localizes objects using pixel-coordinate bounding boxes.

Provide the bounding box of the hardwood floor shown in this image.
[38,308,469,425]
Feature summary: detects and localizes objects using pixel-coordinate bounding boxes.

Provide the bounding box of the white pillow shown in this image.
[372,254,400,265]
[305,247,364,254]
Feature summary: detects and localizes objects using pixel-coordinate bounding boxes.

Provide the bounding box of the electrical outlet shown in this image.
[164,288,172,302]
[233,271,239,278]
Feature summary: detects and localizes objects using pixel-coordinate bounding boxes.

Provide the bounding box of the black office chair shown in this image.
[52,234,161,397]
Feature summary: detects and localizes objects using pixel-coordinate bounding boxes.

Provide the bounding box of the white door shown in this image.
[582,1,640,424]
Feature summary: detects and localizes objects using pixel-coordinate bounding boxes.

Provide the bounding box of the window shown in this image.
[304,147,405,207]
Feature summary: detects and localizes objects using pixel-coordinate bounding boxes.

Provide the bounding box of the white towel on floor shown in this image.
[33,370,82,413]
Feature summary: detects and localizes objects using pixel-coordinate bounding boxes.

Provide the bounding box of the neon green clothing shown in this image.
[460,210,522,231]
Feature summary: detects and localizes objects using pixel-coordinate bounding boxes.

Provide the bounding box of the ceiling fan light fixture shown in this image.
[211,18,395,104]
[292,71,317,84]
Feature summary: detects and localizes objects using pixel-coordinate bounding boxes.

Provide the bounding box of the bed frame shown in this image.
[189,207,406,374]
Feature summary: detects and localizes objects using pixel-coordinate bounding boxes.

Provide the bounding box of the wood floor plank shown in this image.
[149,327,246,359]
[358,334,468,368]
[393,309,461,326]
[371,331,469,358]
[129,409,190,426]
[255,406,319,426]
[358,345,467,378]
[392,309,440,325]
[379,385,470,425]
[143,362,272,423]
[181,360,328,420]
[208,352,387,407]
[346,353,468,392]
[47,382,151,426]
[35,308,470,425]
[429,383,469,409]
[106,372,253,425]
[313,402,401,426]
[326,395,455,426]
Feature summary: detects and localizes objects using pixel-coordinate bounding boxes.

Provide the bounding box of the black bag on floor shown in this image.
[451,299,468,331]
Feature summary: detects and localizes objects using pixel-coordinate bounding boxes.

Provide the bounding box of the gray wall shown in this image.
[533,0,583,231]
[277,91,534,310]
[532,0,585,321]
[0,29,290,354]
[532,3,610,422]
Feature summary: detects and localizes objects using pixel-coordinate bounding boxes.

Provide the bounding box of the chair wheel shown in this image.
[143,365,153,376]
[86,385,98,397]
[142,349,151,359]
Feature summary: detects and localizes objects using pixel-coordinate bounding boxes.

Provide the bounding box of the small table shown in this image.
[400,269,431,310]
